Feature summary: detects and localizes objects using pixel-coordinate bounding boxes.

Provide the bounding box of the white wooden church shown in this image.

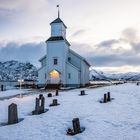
[38,10,90,88]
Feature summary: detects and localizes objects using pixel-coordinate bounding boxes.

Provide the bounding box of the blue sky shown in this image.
[0,0,140,72]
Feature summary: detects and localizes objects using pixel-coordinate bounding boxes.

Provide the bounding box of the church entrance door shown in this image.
[49,70,60,84]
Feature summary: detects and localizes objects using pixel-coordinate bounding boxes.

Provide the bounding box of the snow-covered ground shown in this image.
[0,83,140,140]
[0,88,32,98]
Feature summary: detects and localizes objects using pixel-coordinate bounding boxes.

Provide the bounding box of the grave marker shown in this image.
[1,85,4,91]
[48,93,52,97]
[56,90,59,96]
[8,103,18,125]
[107,92,110,101]
[50,99,60,106]
[67,118,85,135]
[104,94,107,103]
[32,95,45,115]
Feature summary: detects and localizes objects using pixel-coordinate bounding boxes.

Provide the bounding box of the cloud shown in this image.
[0,41,46,67]
[97,39,119,48]
[121,28,139,42]
[69,27,140,70]
[71,29,86,37]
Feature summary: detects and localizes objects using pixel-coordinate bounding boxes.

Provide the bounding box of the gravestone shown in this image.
[136,83,139,86]
[104,94,107,103]
[40,96,45,113]
[8,103,18,125]
[72,118,81,134]
[56,90,59,96]
[67,118,85,135]
[48,93,52,97]
[39,94,43,99]
[1,85,4,91]
[50,99,60,106]
[80,90,85,96]
[35,98,40,114]
[32,95,45,115]
[107,92,110,101]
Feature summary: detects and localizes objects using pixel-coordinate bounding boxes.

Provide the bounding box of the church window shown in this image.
[54,58,58,65]
[68,73,71,79]
[68,57,71,61]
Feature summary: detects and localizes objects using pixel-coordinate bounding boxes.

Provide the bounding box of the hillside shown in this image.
[0,60,38,81]
[90,69,140,81]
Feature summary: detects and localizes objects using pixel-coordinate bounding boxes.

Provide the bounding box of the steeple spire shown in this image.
[57,5,60,18]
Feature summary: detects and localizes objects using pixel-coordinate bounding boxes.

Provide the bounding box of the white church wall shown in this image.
[46,41,69,85]
[38,66,46,85]
[66,63,80,86]
[69,50,90,86]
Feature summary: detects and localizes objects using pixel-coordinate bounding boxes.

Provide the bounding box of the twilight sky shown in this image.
[0,0,140,73]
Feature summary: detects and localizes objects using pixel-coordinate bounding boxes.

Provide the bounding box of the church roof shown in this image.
[69,49,91,66]
[39,55,46,62]
[46,36,70,46]
[50,18,67,28]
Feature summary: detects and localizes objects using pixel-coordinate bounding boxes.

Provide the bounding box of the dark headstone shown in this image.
[136,83,139,86]
[48,93,52,97]
[72,118,81,134]
[40,96,45,113]
[104,94,107,103]
[35,98,40,112]
[67,118,85,135]
[1,85,4,91]
[32,96,45,115]
[80,90,85,96]
[53,99,58,105]
[8,103,18,125]
[107,92,111,101]
[39,94,43,99]
[56,90,59,96]
[50,99,60,106]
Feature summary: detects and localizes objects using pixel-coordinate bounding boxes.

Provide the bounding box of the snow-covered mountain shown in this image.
[0,61,38,81]
[90,69,140,81]
[0,60,139,82]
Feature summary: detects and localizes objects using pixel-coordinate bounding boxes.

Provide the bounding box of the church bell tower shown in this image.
[45,5,70,86]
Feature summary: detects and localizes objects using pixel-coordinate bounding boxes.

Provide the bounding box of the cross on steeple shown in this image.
[57,5,60,18]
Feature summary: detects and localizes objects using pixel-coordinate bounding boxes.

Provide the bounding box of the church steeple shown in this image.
[50,5,67,38]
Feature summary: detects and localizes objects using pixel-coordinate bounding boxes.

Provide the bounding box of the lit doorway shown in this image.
[49,70,60,84]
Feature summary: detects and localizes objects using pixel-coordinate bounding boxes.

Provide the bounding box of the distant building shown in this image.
[38,10,90,88]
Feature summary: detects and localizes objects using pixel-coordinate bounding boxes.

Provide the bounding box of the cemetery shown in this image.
[0,83,140,140]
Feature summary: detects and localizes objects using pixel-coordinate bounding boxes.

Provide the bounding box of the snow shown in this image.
[0,89,32,98]
[90,69,140,81]
[0,83,140,140]
[0,60,37,81]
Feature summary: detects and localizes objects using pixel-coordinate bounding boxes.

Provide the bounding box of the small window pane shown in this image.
[68,57,71,61]
[68,73,71,79]
[54,58,58,65]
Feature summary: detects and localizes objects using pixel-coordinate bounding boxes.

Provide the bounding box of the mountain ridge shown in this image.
[90,69,140,81]
[0,60,139,81]
[0,60,38,81]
